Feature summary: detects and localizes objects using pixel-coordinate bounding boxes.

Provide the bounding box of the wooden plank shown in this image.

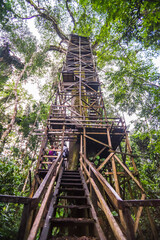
[84,134,110,148]
[123,199,160,207]
[50,217,95,224]
[57,195,86,199]
[0,195,34,204]
[105,172,126,175]
[54,204,91,209]
[45,148,60,151]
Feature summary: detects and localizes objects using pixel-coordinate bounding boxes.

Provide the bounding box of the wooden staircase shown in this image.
[39,168,106,240]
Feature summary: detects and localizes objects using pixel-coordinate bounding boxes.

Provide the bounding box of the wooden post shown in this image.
[80,134,83,172]
[18,203,31,240]
[122,207,136,240]
[79,36,82,116]
[146,207,158,240]
[134,194,146,234]
[83,127,86,159]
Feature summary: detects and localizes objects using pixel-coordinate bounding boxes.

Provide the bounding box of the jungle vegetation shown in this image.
[0,0,159,239]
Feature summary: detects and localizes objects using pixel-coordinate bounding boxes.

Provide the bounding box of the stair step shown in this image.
[38,169,48,172]
[61,175,81,179]
[62,172,80,174]
[50,217,94,224]
[61,179,81,182]
[62,174,80,177]
[59,188,85,192]
[54,205,91,209]
[57,195,86,199]
[60,183,83,187]
[62,176,81,179]
[51,237,97,240]
[63,173,79,175]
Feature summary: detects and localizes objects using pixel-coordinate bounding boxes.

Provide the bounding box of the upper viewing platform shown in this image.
[62,34,97,85]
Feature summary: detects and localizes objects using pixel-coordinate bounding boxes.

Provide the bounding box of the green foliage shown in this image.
[0,203,23,240]
[17,113,37,137]
[79,0,160,49]
[0,150,33,239]
[0,159,25,195]
[131,132,160,197]
[0,61,12,89]
[0,0,12,24]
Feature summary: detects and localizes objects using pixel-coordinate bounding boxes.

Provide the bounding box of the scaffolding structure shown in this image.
[0,34,160,240]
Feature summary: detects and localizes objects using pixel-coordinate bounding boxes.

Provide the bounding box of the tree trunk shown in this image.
[68,138,80,170]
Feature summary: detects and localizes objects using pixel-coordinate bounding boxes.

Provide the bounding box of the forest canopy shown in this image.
[0,0,160,238]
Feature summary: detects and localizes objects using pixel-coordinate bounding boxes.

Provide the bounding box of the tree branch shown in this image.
[25,0,69,41]
[12,13,40,20]
[48,45,67,54]
[66,0,76,26]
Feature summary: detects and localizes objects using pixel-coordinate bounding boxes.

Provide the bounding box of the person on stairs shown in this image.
[48,144,57,169]
[63,143,69,170]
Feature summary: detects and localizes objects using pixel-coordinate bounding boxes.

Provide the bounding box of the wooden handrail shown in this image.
[123,199,160,207]
[27,157,63,240]
[80,153,160,210]
[0,195,35,204]
[80,158,127,240]
[81,153,122,209]
[33,152,62,201]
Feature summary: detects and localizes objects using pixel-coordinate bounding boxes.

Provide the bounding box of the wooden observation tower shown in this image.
[1,34,160,240]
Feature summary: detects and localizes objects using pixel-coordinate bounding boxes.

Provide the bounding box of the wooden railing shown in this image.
[0,152,63,240]
[80,153,160,240]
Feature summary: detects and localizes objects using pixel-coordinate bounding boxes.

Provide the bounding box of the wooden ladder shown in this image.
[39,168,106,240]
